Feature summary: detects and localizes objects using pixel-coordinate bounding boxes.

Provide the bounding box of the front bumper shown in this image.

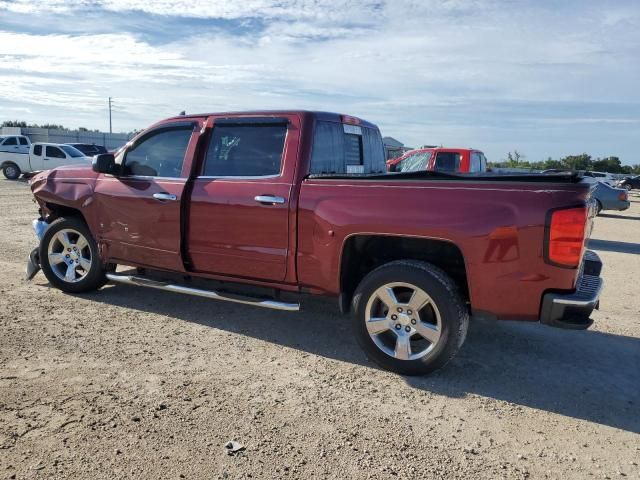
[540,250,603,330]
[25,219,48,280]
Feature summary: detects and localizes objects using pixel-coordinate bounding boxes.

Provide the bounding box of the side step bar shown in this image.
[105,273,301,312]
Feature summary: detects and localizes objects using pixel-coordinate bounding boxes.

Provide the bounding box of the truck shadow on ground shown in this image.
[77,283,640,435]
[588,239,640,254]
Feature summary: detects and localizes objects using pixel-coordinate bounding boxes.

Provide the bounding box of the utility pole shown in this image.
[108,97,113,134]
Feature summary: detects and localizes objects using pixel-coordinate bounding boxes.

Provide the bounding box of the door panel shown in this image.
[187,116,299,282]
[94,177,186,271]
[189,179,291,280]
[44,145,68,169]
[92,122,197,271]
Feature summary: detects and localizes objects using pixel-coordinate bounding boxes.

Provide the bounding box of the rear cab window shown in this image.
[33,145,42,156]
[19,137,29,146]
[310,120,386,174]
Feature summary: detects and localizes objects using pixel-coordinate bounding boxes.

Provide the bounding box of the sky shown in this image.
[0,0,639,164]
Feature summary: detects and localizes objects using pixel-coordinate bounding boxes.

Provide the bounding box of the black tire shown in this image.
[39,216,108,293]
[351,260,469,375]
[2,163,21,180]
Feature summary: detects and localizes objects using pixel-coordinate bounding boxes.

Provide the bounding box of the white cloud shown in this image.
[0,0,382,22]
[0,0,639,161]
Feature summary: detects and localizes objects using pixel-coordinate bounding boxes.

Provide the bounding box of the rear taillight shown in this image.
[546,206,587,268]
[618,192,628,201]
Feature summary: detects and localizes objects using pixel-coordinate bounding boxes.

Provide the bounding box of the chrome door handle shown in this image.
[153,192,177,201]
[254,195,285,205]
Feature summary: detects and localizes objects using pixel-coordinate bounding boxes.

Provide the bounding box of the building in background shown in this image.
[382,136,412,161]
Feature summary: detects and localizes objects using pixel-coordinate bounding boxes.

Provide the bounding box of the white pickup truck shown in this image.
[1,142,92,179]
[0,134,31,154]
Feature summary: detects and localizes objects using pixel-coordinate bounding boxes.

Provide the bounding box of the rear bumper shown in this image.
[540,250,603,330]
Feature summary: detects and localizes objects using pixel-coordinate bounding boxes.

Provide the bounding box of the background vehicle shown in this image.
[2,142,91,179]
[584,171,617,186]
[0,135,31,154]
[617,175,640,190]
[27,111,602,376]
[0,135,31,153]
[590,180,630,213]
[387,147,487,173]
[0,135,32,179]
[66,143,108,156]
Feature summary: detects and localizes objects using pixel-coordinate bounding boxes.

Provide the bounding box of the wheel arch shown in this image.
[339,234,470,314]
[42,202,91,229]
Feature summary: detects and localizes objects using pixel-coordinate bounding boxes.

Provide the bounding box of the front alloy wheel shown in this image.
[2,163,20,180]
[40,216,108,293]
[47,229,93,283]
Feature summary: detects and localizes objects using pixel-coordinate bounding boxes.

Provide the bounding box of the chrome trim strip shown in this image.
[197,174,281,180]
[122,175,187,181]
[105,273,300,312]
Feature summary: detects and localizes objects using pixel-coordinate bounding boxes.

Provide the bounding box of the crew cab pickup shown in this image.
[2,142,92,179]
[0,134,31,154]
[26,111,603,375]
[0,135,32,179]
[387,147,488,173]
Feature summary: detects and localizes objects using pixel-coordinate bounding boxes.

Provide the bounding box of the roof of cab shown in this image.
[164,110,379,129]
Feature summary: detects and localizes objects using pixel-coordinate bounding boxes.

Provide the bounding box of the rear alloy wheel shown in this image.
[352,260,469,375]
[40,217,108,293]
[2,163,20,180]
[365,282,442,361]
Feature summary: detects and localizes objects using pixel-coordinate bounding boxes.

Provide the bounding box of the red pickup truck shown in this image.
[387,147,488,173]
[26,111,603,375]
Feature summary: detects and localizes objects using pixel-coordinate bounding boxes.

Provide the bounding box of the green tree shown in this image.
[561,154,592,171]
[1,120,28,127]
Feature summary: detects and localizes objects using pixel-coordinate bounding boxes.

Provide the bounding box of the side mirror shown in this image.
[92,153,117,175]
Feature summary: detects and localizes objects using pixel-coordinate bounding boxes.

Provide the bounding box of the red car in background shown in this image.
[387,147,488,173]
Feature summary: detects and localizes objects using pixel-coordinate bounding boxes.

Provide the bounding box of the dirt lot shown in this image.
[0,178,638,480]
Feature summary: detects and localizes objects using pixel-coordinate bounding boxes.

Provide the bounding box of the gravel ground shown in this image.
[0,178,638,480]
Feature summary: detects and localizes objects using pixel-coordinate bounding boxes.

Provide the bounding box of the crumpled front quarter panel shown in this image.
[30,166,100,234]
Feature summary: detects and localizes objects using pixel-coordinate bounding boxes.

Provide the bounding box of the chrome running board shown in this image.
[105,273,300,312]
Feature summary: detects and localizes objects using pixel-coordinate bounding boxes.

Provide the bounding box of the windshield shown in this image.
[60,145,85,158]
[396,151,432,172]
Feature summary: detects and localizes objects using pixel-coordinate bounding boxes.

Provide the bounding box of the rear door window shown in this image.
[434,152,461,172]
[203,123,287,177]
[19,137,29,145]
[33,145,42,156]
